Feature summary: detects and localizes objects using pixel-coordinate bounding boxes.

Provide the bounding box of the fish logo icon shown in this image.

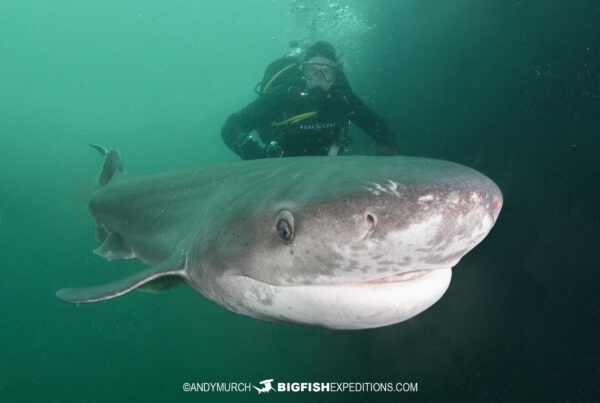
[253,379,276,394]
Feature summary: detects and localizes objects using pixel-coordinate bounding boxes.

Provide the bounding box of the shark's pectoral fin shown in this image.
[56,253,188,303]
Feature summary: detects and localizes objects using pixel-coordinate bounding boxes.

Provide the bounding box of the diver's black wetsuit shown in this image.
[221,71,398,159]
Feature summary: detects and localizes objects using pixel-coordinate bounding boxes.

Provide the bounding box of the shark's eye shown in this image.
[275,210,294,244]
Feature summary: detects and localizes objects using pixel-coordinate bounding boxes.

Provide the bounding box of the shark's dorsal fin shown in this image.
[90,144,123,186]
[56,253,188,303]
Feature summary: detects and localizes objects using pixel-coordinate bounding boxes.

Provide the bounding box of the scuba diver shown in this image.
[221,41,399,159]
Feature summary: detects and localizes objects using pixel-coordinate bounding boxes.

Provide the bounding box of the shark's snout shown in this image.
[333,177,503,284]
[490,194,503,222]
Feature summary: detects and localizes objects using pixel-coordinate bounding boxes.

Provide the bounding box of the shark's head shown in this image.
[191,156,502,329]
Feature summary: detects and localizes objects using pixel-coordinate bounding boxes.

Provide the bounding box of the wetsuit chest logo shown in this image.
[299,121,338,130]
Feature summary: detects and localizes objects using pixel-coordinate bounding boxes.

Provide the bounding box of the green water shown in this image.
[1,1,598,402]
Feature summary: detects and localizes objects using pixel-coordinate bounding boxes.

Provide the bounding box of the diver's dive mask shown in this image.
[302,56,338,91]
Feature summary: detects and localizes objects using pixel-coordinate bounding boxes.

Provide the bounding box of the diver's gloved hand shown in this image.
[266,141,283,158]
[237,135,266,160]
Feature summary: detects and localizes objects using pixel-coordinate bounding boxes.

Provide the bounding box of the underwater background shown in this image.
[1,0,598,402]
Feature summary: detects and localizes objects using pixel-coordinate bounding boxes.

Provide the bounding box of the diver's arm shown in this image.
[346,94,400,155]
[221,98,270,160]
[334,72,399,155]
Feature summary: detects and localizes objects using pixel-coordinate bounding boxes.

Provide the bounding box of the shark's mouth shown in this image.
[361,269,432,285]
[223,268,453,330]
[238,268,437,288]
